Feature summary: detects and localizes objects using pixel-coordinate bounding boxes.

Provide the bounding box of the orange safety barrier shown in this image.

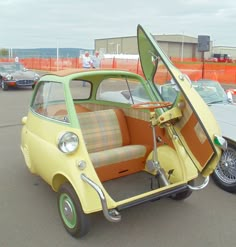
[1,57,236,84]
[226,88,236,95]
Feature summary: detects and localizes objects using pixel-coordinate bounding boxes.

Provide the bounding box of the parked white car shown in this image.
[160,79,236,193]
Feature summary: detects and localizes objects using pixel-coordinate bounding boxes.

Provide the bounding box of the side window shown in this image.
[96,77,150,104]
[69,80,91,99]
[32,81,69,122]
[32,82,48,114]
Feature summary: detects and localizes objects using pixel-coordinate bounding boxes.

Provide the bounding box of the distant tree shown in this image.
[0,48,9,57]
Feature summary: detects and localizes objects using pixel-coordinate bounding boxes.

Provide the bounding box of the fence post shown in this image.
[112,57,117,68]
[136,58,140,74]
[49,57,52,71]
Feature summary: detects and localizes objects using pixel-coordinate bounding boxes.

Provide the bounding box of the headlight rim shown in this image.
[57,131,79,154]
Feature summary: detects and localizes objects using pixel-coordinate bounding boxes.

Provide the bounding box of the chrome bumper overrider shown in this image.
[81,173,121,222]
[187,176,210,191]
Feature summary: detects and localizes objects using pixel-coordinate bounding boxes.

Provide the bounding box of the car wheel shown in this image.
[2,82,8,91]
[57,183,90,238]
[170,180,194,200]
[212,141,236,193]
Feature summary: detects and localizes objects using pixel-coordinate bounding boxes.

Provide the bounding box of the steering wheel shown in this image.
[132,101,172,111]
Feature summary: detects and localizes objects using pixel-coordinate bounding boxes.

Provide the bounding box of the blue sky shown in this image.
[1,0,236,49]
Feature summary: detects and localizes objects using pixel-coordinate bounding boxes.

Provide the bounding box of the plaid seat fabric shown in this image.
[90,145,146,167]
[77,109,147,168]
[78,109,128,153]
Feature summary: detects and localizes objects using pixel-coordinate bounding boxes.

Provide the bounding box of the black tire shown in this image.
[57,183,90,238]
[171,180,194,200]
[2,81,8,91]
[212,141,236,193]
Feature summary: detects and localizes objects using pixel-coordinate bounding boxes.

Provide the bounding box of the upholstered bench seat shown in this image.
[77,109,148,181]
[90,145,147,167]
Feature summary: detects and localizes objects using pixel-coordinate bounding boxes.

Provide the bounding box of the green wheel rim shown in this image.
[59,193,77,229]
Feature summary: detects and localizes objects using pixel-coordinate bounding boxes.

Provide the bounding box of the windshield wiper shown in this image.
[208,100,224,105]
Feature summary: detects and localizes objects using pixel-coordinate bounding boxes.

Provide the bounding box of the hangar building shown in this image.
[95,34,212,60]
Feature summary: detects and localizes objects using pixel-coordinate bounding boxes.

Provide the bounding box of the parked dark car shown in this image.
[0,62,39,90]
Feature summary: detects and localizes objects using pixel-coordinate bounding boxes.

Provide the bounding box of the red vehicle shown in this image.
[212,53,233,63]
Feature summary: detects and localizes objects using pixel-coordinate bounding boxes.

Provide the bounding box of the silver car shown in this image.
[160,79,236,193]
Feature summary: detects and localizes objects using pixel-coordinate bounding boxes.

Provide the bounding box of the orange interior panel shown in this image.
[180,113,214,167]
[95,157,146,182]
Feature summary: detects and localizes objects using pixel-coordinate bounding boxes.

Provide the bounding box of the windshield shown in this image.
[136,24,219,174]
[192,80,228,104]
[137,25,180,104]
[159,79,228,105]
[0,63,24,73]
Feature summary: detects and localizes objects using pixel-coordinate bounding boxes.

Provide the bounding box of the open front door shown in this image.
[137,24,222,176]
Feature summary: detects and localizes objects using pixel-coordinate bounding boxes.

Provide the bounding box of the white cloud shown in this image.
[0,0,236,48]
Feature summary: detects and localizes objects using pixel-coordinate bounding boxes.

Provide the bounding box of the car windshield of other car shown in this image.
[147,60,180,105]
[159,79,229,106]
[192,80,228,104]
[158,82,178,102]
[0,62,25,72]
[96,77,150,104]
[31,81,69,123]
[0,63,16,73]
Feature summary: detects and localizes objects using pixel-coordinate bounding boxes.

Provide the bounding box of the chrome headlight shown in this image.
[57,132,79,154]
[34,73,40,81]
[6,74,12,80]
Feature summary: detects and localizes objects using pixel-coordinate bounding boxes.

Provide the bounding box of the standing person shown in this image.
[92,51,101,68]
[15,56,19,63]
[82,51,93,86]
[82,51,93,69]
[15,56,20,70]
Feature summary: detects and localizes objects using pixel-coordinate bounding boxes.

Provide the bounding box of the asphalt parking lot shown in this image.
[0,85,236,247]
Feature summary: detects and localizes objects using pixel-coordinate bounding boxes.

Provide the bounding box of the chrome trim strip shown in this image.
[30,108,71,125]
[81,173,121,222]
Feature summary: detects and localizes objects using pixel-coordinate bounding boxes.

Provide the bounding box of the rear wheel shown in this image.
[212,141,236,193]
[57,183,90,238]
[171,180,194,200]
[1,82,8,91]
